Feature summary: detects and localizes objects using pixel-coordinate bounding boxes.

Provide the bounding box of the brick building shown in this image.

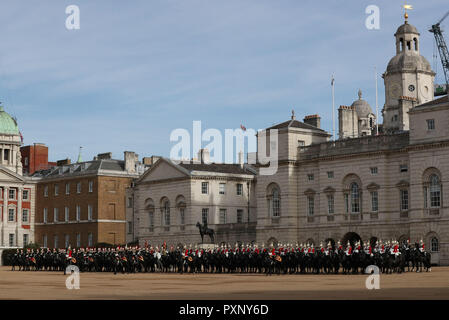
[20,143,56,175]
[33,151,144,248]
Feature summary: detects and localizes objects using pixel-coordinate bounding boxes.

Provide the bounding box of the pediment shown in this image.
[0,166,25,183]
[138,158,189,183]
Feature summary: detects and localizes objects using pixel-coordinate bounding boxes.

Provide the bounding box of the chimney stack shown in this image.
[303,114,321,128]
[197,149,210,164]
[124,151,138,173]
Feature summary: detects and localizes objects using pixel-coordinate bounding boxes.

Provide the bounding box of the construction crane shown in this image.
[429,10,449,96]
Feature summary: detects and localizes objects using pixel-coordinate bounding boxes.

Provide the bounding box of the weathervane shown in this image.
[403,1,413,22]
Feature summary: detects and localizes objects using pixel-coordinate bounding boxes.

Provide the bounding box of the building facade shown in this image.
[131,17,449,265]
[20,143,56,175]
[0,105,36,265]
[33,151,142,248]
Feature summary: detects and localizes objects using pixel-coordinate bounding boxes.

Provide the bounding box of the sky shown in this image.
[0,0,447,162]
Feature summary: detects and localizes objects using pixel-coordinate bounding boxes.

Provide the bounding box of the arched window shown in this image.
[351,182,360,213]
[163,200,170,226]
[267,184,281,217]
[430,174,441,208]
[400,38,404,51]
[413,37,418,51]
[431,237,439,252]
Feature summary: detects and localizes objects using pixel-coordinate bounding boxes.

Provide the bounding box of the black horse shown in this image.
[196,222,215,243]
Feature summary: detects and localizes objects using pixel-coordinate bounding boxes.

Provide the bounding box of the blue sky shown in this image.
[0,0,447,162]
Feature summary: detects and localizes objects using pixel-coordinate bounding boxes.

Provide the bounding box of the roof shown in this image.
[413,95,448,109]
[266,119,327,133]
[387,52,432,73]
[32,158,133,179]
[394,22,419,36]
[178,162,256,175]
[0,107,19,135]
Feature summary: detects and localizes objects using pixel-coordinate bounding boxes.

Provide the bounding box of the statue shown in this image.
[196,221,215,244]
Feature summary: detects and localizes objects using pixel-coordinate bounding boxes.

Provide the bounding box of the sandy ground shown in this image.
[1,266,449,300]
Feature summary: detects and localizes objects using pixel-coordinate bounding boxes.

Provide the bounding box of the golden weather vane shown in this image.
[402,1,413,21]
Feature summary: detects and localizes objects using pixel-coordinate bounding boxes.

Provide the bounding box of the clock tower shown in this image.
[382,15,435,132]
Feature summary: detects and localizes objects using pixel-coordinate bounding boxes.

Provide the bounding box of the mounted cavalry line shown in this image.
[8,239,431,275]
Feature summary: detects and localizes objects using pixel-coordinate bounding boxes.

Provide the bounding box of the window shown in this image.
[65,234,70,248]
[54,184,59,196]
[371,191,378,212]
[307,174,314,181]
[54,235,59,249]
[427,119,435,131]
[431,237,439,252]
[43,208,48,223]
[9,234,14,247]
[298,140,305,147]
[65,183,70,195]
[76,206,81,221]
[344,194,349,213]
[23,234,29,246]
[219,209,227,224]
[88,205,93,221]
[429,175,441,208]
[271,188,280,217]
[149,212,154,227]
[327,171,334,179]
[308,196,314,216]
[4,149,9,161]
[327,195,334,214]
[350,183,360,213]
[127,197,133,208]
[202,208,209,225]
[54,208,59,222]
[43,234,48,248]
[394,114,398,122]
[64,207,69,222]
[128,222,132,234]
[201,182,209,194]
[76,234,81,247]
[219,183,226,195]
[8,208,15,222]
[163,201,170,226]
[424,186,428,208]
[22,209,29,223]
[400,190,409,211]
[237,209,243,223]
[24,157,29,166]
[180,208,185,225]
[370,167,378,175]
[77,182,81,193]
[236,184,243,196]
[88,233,93,247]
[44,186,48,197]
[9,189,15,200]
[400,165,408,173]
[88,181,93,193]
[23,190,29,201]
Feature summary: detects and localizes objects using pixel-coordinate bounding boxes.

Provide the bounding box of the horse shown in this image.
[196,222,215,243]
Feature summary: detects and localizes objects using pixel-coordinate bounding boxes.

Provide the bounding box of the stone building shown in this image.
[33,151,143,248]
[0,105,36,265]
[132,16,449,265]
[132,150,257,246]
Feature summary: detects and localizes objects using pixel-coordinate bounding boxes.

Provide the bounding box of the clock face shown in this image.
[408,84,415,92]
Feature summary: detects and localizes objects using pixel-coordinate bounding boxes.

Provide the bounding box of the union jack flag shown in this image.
[240,124,246,131]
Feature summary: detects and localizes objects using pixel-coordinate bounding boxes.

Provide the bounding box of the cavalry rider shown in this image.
[393,241,400,256]
[345,241,352,256]
[419,239,425,253]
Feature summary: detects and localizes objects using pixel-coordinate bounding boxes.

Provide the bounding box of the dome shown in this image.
[0,106,19,135]
[387,52,432,73]
[351,89,373,118]
[394,22,419,36]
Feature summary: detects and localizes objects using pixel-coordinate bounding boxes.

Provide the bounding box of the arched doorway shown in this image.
[324,238,336,250]
[267,237,278,247]
[341,232,362,247]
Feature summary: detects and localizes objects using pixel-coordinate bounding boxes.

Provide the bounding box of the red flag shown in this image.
[240,124,246,131]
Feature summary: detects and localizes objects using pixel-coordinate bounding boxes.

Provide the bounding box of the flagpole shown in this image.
[331,75,335,141]
[375,67,379,135]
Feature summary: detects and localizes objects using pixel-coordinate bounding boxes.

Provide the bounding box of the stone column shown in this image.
[3,187,8,246]
[17,187,23,247]
[0,147,3,166]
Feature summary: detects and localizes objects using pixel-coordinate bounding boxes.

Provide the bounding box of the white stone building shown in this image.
[131,17,449,264]
[0,105,36,265]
